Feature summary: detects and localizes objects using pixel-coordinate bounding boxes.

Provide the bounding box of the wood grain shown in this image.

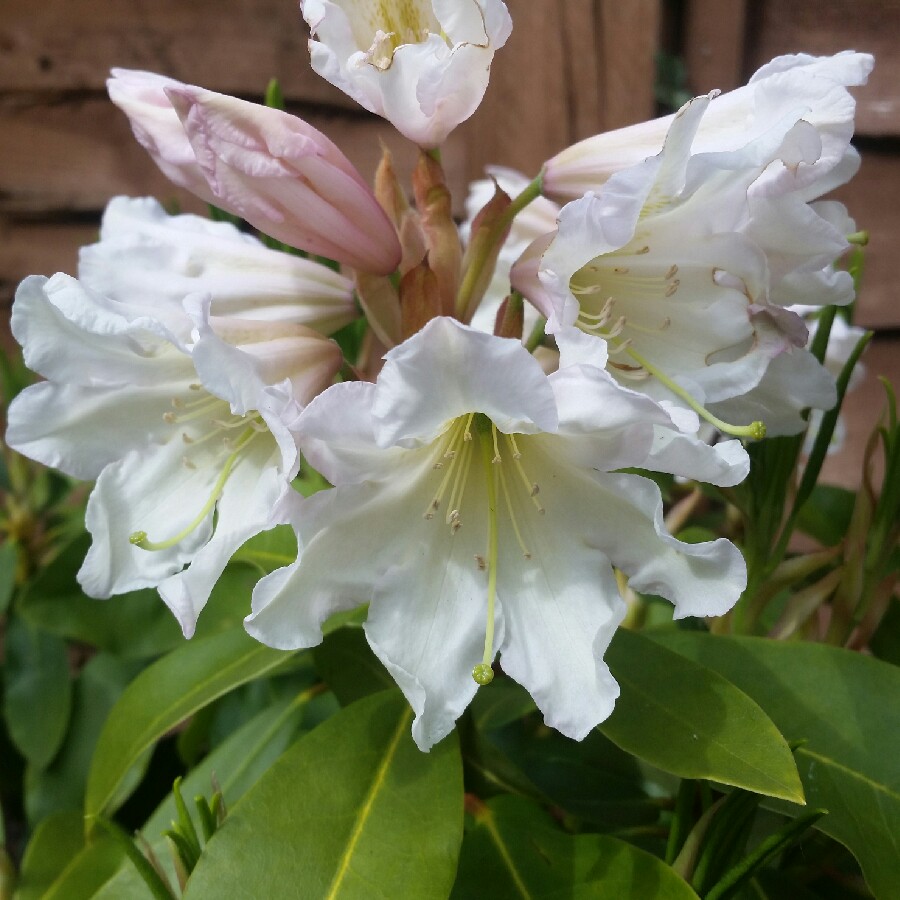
[682,0,749,93]
[0,0,349,105]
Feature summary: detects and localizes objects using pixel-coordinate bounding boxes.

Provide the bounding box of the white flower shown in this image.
[513,93,839,436]
[245,317,748,750]
[300,0,512,147]
[6,274,342,635]
[79,197,359,341]
[543,52,873,201]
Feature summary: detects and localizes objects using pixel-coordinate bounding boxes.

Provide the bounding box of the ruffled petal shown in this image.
[159,443,288,636]
[373,317,558,448]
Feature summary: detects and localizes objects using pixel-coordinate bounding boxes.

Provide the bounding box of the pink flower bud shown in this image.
[108,70,402,275]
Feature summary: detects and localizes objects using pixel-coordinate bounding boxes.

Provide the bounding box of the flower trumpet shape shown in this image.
[542,52,873,201]
[6,275,342,635]
[108,69,402,275]
[300,0,512,147]
[245,317,748,750]
[513,93,839,436]
[79,197,359,341]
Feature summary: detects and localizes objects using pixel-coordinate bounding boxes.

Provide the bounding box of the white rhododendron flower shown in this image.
[109,69,402,275]
[245,318,748,750]
[79,197,359,340]
[513,93,838,436]
[6,275,342,635]
[300,0,512,147]
[542,52,873,201]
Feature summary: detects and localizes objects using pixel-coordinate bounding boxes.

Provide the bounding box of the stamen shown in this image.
[130,427,257,552]
[473,433,499,685]
[497,461,532,559]
[510,451,544,514]
[625,346,767,439]
[491,424,502,464]
[445,437,473,528]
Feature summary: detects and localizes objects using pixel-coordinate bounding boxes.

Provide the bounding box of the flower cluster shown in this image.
[5,2,871,750]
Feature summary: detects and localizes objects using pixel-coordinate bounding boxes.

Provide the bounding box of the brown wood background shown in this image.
[1,0,897,485]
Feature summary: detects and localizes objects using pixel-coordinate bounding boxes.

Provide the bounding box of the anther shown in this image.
[475,554,486,570]
[665,280,680,297]
[613,266,629,274]
[171,397,185,408]
[163,412,177,424]
[665,264,678,279]
[182,456,197,470]
[636,245,650,254]
[182,433,194,444]
[189,383,202,391]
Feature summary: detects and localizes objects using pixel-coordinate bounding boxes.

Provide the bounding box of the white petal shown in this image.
[159,444,288,636]
[373,317,557,448]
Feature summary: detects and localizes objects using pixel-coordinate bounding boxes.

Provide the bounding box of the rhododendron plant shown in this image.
[3,6,895,899]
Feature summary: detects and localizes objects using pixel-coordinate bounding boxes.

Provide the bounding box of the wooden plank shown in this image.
[748,1,900,136]
[833,146,900,329]
[682,0,749,92]
[0,0,351,106]
[0,95,468,218]
[595,0,662,131]
[457,0,572,182]
[458,0,662,182]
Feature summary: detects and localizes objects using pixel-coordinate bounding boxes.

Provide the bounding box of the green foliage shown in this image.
[85,627,291,824]
[602,630,804,803]
[453,795,699,899]
[655,633,900,899]
[182,691,464,900]
[3,617,72,768]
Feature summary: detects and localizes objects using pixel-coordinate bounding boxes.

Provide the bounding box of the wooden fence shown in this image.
[1,0,897,327]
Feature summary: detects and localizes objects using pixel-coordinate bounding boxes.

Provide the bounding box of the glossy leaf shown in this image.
[93,693,325,900]
[183,691,463,899]
[3,617,72,768]
[85,627,290,823]
[18,537,259,657]
[25,654,140,826]
[0,541,16,614]
[452,795,699,899]
[312,625,394,705]
[655,633,900,900]
[600,629,804,803]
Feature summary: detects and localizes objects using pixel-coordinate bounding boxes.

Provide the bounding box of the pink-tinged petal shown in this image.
[373,317,558,448]
[166,85,401,274]
[108,69,218,204]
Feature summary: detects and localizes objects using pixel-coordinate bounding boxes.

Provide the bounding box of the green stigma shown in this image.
[472,664,495,686]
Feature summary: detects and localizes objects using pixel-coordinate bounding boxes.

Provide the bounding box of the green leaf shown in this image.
[488,718,656,828]
[452,795,699,899]
[15,810,86,900]
[19,537,261,657]
[229,525,297,576]
[93,693,324,900]
[601,629,804,803]
[0,541,16,614]
[24,654,141,826]
[795,485,856,546]
[654,633,900,900]
[312,625,394,705]
[3,617,72,768]
[85,627,291,823]
[183,691,463,900]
